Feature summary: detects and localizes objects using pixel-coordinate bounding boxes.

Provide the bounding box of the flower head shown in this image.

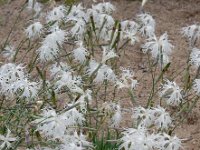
[27,0,42,15]
[37,29,65,61]
[73,41,89,63]
[0,129,17,149]
[33,107,85,139]
[50,62,71,77]
[160,79,183,106]
[159,133,182,150]
[116,68,138,89]
[110,104,122,127]
[193,79,200,95]
[153,106,172,130]
[92,2,115,14]
[46,5,67,22]
[120,20,139,45]
[181,24,200,46]
[190,47,200,68]
[132,106,155,127]
[96,65,116,83]
[101,46,118,63]
[55,70,82,94]
[12,78,39,99]
[67,4,87,39]
[0,63,25,96]
[25,22,43,39]
[119,126,156,150]
[142,33,173,66]
[132,106,172,130]
[137,13,155,37]
[59,131,92,150]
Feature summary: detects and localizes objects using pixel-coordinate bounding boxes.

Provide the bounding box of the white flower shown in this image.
[121,20,139,45]
[33,108,67,139]
[66,106,85,126]
[160,133,182,150]
[94,64,116,83]
[153,106,172,130]
[142,33,174,66]
[101,46,118,63]
[190,47,200,68]
[119,126,156,150]
[33,2,42,15]
[2,45,15,60]
[27,0,34,9]
[121,20,139,33]
[110,104,122,127]
[0,63,25,79]
[25,22,43,39]
[131,79,138,89]
[87,8,114,41]
[100,14,115,28]
[193,79,200,95]
[12,78,39,98]
[27,0,42,15]
[38,45,58,61]
[37,29,65,61]
[123,30,138,45]
[181,24,200,46]
[70,19,87,39]
[86,60,116,83]
[0,63,25,96]
[50,62,71,77]
[0,63,38,99]
[73,41,89,63]
[33,107,85,139]
[76,89,93,112]
[103,15,115,28]
[60,131,92,150]
[46,5,67,22]
[66,4,88,39]
[116,68,138,89]
[55,70,83,94]
[0,129,17,149]
[86,60,99,76]
[67,4,87,21]
[132,106,155,127]
[137,13,155,37]
[92,2,115,14]
[160,79,183,106]
[43,29,66,46]
[132,106,172,129]
[119,126,181,150]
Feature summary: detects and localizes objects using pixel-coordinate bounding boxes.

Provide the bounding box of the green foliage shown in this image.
[92,130,119,150]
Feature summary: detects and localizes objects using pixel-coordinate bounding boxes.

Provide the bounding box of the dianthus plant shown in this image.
[0,0,199,150]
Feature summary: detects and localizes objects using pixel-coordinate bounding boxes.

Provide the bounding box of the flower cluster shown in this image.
[0,63,38,99]
[132,106,172,130]
[120,126,181,150]
[3,0,199,149]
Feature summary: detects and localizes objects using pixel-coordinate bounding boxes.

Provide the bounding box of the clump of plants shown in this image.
[0,0,200,149]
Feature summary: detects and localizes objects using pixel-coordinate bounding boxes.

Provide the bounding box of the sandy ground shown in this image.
[0,0,200,149]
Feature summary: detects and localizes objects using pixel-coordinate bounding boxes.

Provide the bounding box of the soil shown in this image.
[0,0,200,149]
